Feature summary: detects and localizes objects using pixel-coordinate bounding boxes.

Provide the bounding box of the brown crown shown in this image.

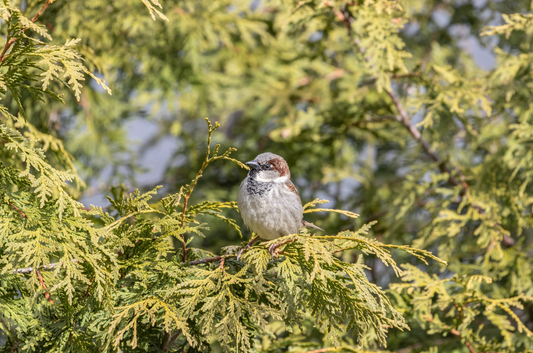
[268,157,290,177]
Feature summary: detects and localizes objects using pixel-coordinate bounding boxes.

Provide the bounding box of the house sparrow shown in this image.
[237,152,323,260]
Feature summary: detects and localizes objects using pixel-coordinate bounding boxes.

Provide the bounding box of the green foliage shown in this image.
[391,266,533,352]
[1,0,533,352]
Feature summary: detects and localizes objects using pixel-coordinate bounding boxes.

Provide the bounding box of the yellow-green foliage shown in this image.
[2,0,533,353]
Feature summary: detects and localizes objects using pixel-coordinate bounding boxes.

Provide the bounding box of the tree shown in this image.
[1,0,533,352]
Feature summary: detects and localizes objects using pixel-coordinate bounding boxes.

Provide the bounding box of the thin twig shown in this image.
[178,119,235,262]
[179,122,214,262]
[385,87,469,194]
[383,89,518,248]
[161,332,170,352]
[163,329,182,352]
[337,3,469,196]
[450,329,477,353]
[8,203,26,218]
[0,0,52,63]
[13,259,79,274]
[35,269,54,304]
[275,238,297,248]
[80,276,95,299]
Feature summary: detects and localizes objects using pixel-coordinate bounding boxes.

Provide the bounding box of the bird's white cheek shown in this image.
[275,175,289,183]
[254,174,288,183]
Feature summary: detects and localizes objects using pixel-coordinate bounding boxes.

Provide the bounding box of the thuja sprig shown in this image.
[172,118,248,261]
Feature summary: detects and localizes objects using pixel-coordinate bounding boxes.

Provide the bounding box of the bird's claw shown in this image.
[237,236,260,262]
[269,242,281,260]
[236,245,250,261]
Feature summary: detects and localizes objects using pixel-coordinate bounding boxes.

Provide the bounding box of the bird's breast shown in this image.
[238,178,303,240]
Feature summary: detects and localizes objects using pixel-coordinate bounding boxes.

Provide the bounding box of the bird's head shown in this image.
[246,152,290,182]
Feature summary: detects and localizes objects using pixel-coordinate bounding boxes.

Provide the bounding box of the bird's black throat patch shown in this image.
[246,171,273,196]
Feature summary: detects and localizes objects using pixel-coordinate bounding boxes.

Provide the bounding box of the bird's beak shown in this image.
[246,160,261,170]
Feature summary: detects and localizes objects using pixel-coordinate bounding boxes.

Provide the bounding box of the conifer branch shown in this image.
[81,276,95,299]
[161,332,170,352]
[339,4,470,197]
[177,118,247,262]
[12,259,79,274]
[35,269,54,304]
[384,88,517,248]
[385,87,468,194]
[162,329,182,353]
[8,203,26,218]
[0,0,52,64]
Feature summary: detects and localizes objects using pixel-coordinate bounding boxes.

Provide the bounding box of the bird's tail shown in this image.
[301,220,324,232]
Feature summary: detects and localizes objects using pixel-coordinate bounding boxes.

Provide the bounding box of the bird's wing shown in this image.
[285,179,324,232]
[284,179,302,205]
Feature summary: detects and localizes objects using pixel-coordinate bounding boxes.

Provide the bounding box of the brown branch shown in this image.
[0,0,52,64]
[385,87,469,195]
[337,0,471,199]
[35,269,54,304]
[163,329,182,353]
[450,329,476,353]
[29,0,52,22]
[177,119,228,262]
[161,332,170,352]
[80,276,95,299]
[385,88,518,249]
[337,2,470,198]
[8,203,26,218]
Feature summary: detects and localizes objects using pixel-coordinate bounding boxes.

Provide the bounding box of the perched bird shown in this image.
[237,152,323,260]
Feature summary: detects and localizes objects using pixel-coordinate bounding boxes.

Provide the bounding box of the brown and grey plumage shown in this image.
[237,152,323,259]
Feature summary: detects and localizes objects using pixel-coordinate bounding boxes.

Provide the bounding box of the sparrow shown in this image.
[237,152,323,260]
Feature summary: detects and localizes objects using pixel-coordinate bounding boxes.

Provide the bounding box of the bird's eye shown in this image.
[265,164,271,169]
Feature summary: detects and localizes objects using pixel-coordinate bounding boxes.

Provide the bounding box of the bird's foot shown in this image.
[237,245,251,261]
[237,236,260,261]
[268,242,282,260]
[269,238,297,259]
